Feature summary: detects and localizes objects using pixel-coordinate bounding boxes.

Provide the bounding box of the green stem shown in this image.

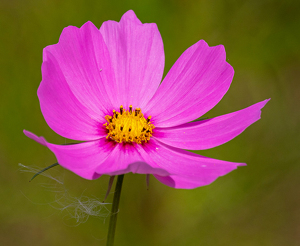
[106,174,124,246]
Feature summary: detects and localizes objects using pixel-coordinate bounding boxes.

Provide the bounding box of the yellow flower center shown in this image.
[104,105,155,144]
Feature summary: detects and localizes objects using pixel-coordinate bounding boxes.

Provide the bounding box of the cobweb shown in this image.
[18,163,110,225]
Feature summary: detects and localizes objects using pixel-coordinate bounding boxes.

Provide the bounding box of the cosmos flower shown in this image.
[24,10,269,189]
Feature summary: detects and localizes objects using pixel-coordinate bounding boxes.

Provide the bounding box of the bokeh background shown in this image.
[1,0,299,245]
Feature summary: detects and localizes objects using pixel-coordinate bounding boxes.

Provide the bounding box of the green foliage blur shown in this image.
[1,0,299,245]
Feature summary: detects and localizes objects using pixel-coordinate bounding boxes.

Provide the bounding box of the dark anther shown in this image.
[120,106,123,115]
[120,126,123,131]
[129,105,133,113]
[141,127,146,132]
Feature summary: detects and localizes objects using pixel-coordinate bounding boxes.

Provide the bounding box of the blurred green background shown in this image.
[1,0,299,245]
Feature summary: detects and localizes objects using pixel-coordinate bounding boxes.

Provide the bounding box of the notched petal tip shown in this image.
[42,21,100,62]
[250,98,270,121]
[58,21,99,44]
[261,98,271,107]
[79,20,103,35]
[197,40,228,62]
[23,130,47,147]
[121,10,142,24]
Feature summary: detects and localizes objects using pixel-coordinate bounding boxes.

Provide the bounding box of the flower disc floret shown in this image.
[104,105,155,144]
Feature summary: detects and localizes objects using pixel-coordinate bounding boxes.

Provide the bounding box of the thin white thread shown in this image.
[18,163,110,225]
[18,163,63,184]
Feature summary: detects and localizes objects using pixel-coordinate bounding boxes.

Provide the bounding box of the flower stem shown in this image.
[106,174,124,246]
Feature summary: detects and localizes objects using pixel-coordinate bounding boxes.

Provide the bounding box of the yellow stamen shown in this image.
[104,105,155,144]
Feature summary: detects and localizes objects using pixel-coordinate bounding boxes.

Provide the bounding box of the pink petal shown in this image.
[24,130,48,146]
[141,139,245,189]
[154,99,270,150]
[24,130,115,179]
[24,130,243,188]
[100,10,165,109]
[95,143,169,176]
[40,21,116,140]
[23,130,169,179]
[144,40,233,127]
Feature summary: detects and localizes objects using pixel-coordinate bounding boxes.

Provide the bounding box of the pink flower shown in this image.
[24,10,269,189]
